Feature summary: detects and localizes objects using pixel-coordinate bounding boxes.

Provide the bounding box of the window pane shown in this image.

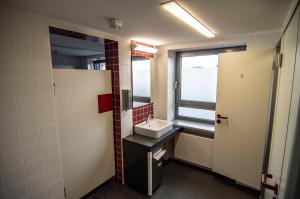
[181,55,218,102]
[178,107,215,121]
[132,59,150,97]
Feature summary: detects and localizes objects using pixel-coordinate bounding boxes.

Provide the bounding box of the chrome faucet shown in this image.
[146,114,153,126]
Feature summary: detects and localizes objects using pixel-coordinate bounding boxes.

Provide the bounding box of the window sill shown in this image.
[133,102,149,108]
[172,119,215,139]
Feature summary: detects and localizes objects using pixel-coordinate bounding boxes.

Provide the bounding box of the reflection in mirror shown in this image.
[132,56,151,108]
[49,27,106,70]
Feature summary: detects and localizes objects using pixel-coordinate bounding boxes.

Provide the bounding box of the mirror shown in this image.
[131,56,151,108]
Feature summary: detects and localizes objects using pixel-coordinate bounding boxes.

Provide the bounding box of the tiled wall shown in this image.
[104,39,123,183]
[132,103,154,125]
[0,16,64,199]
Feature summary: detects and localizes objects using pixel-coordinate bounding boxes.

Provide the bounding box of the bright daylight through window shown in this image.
[176,54,218,124]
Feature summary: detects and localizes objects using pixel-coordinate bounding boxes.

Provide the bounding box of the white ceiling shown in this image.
[1,0,294,45]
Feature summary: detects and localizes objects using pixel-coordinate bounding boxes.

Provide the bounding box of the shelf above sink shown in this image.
[134,119,173,139]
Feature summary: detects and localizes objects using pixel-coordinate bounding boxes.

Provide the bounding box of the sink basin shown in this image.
[134,119,173,138]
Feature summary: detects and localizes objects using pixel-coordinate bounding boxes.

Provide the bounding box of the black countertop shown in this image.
[123,127,182,151]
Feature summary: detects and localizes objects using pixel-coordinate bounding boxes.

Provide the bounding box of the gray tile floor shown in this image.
[88,161,259,199]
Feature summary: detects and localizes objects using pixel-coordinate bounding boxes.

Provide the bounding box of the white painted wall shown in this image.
[0,6,132,199]
[167,51,176,121]
[152,48,177,120]
[175,133,213,169]
[54,70,114,199]
[152,47,168,119]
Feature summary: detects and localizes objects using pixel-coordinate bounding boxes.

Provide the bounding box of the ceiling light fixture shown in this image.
[131,43,158,53]
[161,1,215,38]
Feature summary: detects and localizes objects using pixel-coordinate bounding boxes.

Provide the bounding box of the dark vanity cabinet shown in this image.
[123,127,181,196]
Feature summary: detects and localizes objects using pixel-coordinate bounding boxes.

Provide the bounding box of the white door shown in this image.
[213,49,273,190]
[265,7,299,199]
[54,69,115,198]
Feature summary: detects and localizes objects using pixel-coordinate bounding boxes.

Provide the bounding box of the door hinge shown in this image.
[174,81,179,90]
[53,83,56,96]
[274,53,283,69]
[64,187,67,198]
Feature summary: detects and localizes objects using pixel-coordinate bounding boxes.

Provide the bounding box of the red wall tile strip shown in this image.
[98,94,112,113]
[132,103,154,125]
[105,39,122,183]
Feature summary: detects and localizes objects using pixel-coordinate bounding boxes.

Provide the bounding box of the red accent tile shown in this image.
[98,94,112,113]
[132,103,154,125]
[105,39,123,183]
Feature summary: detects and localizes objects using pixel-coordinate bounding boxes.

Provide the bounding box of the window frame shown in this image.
[131,56,151,103]
[175,46,247,124]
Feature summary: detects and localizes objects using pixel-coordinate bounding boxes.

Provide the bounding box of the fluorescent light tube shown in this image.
[161,1,215,38]
[131,43,158,53]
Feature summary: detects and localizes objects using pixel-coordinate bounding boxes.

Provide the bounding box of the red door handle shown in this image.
[261,172,278,198]
[216,114,228,123]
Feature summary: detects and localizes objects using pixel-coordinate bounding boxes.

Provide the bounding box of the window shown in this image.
[175,46,246,124]
[132,56,151,103]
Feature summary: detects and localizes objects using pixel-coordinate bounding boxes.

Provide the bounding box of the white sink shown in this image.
[134,119,173,139]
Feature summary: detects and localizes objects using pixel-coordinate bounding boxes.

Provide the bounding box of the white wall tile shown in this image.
[16,93,37,111]
[47,180,64,199]
[12,58,34,76]
[0,75,14,93]
[36,75,53,92]
[51,192,65,199]
[6,181,28,199]
[3,166,26,187]
[0,9,66,199]
[29,189,47,199]
[37,92,55,109]
[0,113,19,133]
[45,167,61,185]
[24,159,44,178]
[0,189,6,199]
[31,42,50,60]
[20,127,40,146]
[10,35,31,58]
[0,169,5,190]
[42,139,58,155]
[14,76,35,94]
[22,143,42,163]
[0,132,20,154]
[7,20,30,40]
[33,59,52,77]
[1,149,23,171]
[44,153,60,171]
[38,109,56,125]
[18,111,38,129]
[0,92,16,114]
[27,174,45,195]
[41,123,57,141]
[29,22,49,44]
[0,32,12,76]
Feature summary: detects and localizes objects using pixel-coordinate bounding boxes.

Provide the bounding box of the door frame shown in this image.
[262,44,281,173]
